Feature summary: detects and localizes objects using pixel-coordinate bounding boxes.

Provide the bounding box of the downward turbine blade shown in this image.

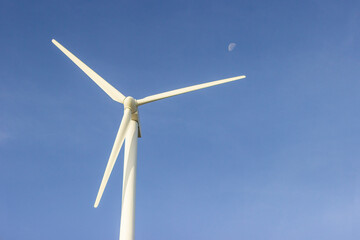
[52,39,126,103]
[94,108,132,208]
[136,75,246,105]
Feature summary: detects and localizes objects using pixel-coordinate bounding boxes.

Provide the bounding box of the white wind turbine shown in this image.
[52,39,246,240]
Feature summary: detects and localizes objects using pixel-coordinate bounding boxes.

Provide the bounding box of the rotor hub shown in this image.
[124,96,138,113]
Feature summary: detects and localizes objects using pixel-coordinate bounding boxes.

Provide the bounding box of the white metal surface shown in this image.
[94,108,131,208]
[51,39,126,103]
[119,120,138,240]
[136,75,246,105]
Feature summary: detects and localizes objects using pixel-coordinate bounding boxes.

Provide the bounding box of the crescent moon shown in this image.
[228,43,236,52]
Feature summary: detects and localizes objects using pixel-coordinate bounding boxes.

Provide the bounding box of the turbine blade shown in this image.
[94,108,132,208]
[136,75,246,105]
[52,39,126,103]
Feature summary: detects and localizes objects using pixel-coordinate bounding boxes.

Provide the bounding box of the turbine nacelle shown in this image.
[123,96,138,113]
[123,97,142,138]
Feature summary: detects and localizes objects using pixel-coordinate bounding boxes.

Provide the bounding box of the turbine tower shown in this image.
[52,39,246,240]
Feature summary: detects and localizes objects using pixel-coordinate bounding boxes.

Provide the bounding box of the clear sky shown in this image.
[1,0,360,239]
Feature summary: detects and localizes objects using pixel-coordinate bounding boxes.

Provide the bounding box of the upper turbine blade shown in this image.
[94,108,132,208]
[136,75,246,105]
[52,39,126,103]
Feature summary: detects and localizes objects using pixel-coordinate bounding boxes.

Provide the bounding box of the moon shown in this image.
[228,43,236,52]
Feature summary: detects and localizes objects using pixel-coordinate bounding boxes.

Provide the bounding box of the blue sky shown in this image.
[1,0,360,239]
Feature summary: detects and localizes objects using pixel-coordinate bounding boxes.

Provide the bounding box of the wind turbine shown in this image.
[52,39,246,240]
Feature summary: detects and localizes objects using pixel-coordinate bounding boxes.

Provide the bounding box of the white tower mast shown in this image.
[120,119,138,240]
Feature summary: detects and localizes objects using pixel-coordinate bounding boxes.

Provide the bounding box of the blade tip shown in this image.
[233,75,246,81]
